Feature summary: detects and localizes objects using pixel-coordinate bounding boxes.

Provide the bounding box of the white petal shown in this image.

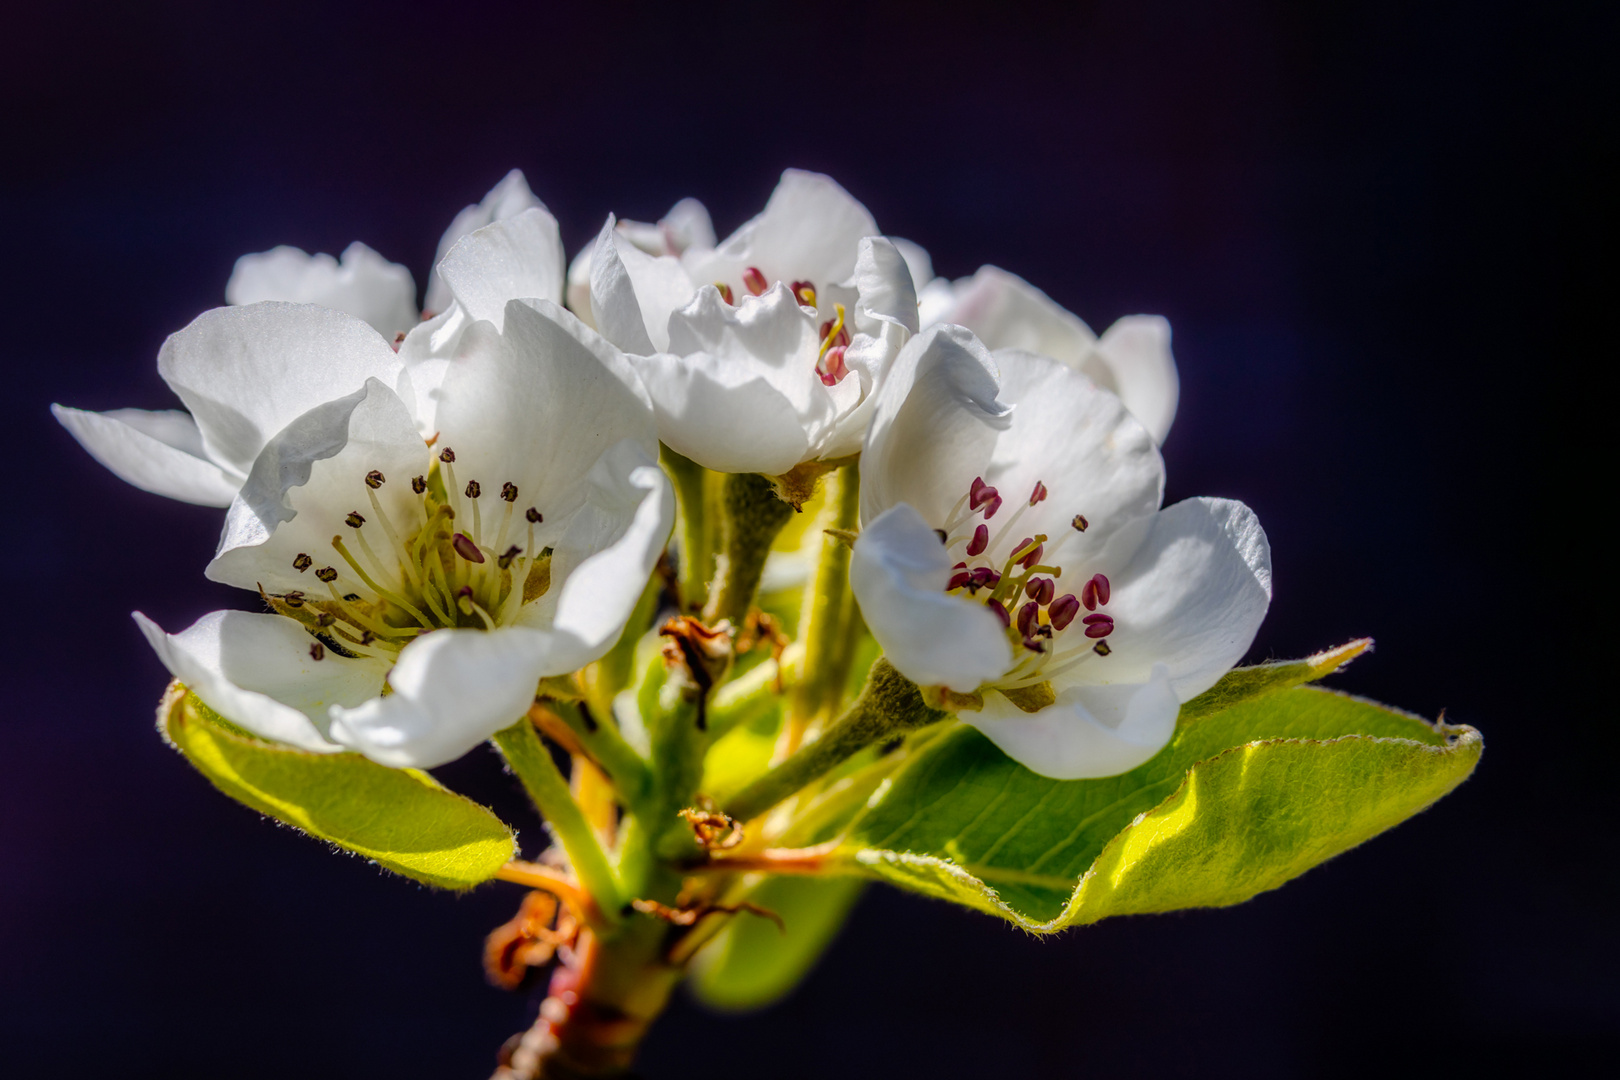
[425,169,544,314]
[435,208,566,326]
[980,351,1164,567]
[208,378,426,595]
[850,504,1013,694]
[1089,316,1180,444]
[851,237,919,337]
[661,197,717,253]
[520,442,674,670]
[327,627,550,768]
[642,284,838,474]
[565,244,598,328]
[589,216,697,354]
[860,325,1009,527]
[1071,497,1272,701]
[970,664,1178,779]
[157,303,405,478]
[685,169,878,290]
[930,266,1097,364]
[52,405,240,506]
[433,299,656,533]
[888,237,935,296]
[136,610,384,752]
[226,242,418,337]
[916,277,957,330]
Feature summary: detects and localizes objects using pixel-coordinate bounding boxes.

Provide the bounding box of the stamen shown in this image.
[715,283,735,304]
[1025,577,1055,605]
[498,545,522,569]
[465,480,482,499]
[330,535,432,626]
[281,590,305,608]
[293,554,312,573]
[526,507,543,524]
[365,470,385,490]
[440,448,465,525]
[366,485,422,589]
[1016,601,1039,638]
[1082,613,1115,639]
[1029,480,1048,505]
[1072,514,1089,532]
[1049,594,1080,630]
[965,524,989,556]
[1082,573,1111,610]
[412,475,427,494]
[345,511,365,528]
[500,482,518,503]
[817,345,849,387]
[309,643,325,661]
[986,599,1011,628]
[1093,641,1112,656]
[452,532,486,564]
[323,582,421,642]
[350,518,406,594]
[791,280,817,308]
[315,567,338,583]
[742,267,768,296]
[1017,541,1044,570]
[1092,573,1110,605]
[947,569,972,591]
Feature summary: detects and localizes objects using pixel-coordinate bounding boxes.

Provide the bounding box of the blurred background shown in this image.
[2,1,1610,1076]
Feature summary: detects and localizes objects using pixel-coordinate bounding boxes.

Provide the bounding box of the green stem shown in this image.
[724,658,946,822]
[548,699,651,807]
[704,472,795,627]
[707,659,785,741]
[493,720,623,922]
[790,463,860,738]
[661,445,714,612]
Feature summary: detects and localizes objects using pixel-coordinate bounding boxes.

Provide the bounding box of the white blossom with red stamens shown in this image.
[850,325,1271,780]
[586,169,920,476]
[133,299,672,769]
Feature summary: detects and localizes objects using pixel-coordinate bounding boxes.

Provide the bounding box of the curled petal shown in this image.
[227,242,417,338]
[52,405,240,506]
[850,504,1013,694]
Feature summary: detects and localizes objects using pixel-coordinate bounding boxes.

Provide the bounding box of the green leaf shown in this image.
[824,643,1481,930]
[159,682,516,889]
[688,876,864,1011]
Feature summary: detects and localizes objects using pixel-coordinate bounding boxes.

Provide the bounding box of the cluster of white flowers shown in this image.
[55,169,1270,780]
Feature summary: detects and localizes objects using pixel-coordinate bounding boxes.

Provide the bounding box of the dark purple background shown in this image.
[3,1,1609,1076]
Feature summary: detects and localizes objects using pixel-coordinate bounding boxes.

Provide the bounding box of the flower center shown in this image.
[937,476,1116,689]
[267,445,550,662]
[716,268,852,387]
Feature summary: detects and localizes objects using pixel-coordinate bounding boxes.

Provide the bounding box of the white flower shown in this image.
[566,197,716,325]
[916,265,1180,444]
[54,171,563,505]
[423,169,549,316]
[135,299,673,768]
[227,242,418,339]
[849,326,1271,779]
[588,169,920,477]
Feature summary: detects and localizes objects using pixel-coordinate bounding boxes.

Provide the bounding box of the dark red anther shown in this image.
[1082,613,1115,639]
[525,507,543,524]
[1049,593,1081,630]
[1081,578,1099,611]
[969,566,1001,589]
[365,469,385,489]
[1021,543,1044,569]
[1029,480,1048,505]
[293,553,312,572]
[715,283,735,305]
[742,266,768,295]
[947,570,972,591]
[281,590,305,608]
[464,480,481,499]
[345,511,365,528]
[1025,576,1055,605]
[1072,514,1089,532]
[411,475,427,494]
[439,447,456,463]
[309,643,325,661]
[791,280,818,307]
[982,493,1002,518]
[1016,601,1039,637]
[498,545,522,569]
[966,524,989,556]
[315,567,338,583]
[969,478,998,512]
[1093,640,1112,656]
[1091,573,1111,605]
[452,532,486,563]
[818,318,850,348]
[987,600,1011,628]
[1011,537,1035,564]
[500,482,518,503]
[817,345,849,386]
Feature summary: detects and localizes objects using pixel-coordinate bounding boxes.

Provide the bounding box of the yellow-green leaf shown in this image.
[159,682,515,889]
[823,643,1481,930]
[688,876,864,1011]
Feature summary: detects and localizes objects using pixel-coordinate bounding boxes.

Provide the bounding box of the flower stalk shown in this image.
[704,472,797,626]
[786,462,861,751]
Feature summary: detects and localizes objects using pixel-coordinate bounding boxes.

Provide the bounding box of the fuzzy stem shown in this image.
[704,472,796,627]
[493,721,623,922]
[787,462,860,749]
[724,658,946,822]
[661,446,714,612]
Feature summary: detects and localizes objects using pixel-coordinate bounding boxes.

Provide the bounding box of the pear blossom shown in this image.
[227,241,418,338]
[916,265,1180,444]
[54,172,563,505]
[566,197,717,324]
[850,326,1270,779]
[136,299,672,768]
[588,169,920,478]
